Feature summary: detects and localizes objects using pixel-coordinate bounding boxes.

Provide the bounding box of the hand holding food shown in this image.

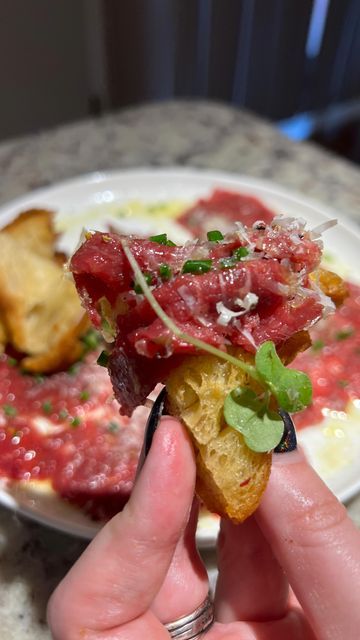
[70,215,346,522]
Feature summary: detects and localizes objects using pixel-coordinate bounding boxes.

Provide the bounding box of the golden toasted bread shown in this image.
[0,233,87,372]
[2,209,56,259]
[166,350,272,523]
[0,316,7,353]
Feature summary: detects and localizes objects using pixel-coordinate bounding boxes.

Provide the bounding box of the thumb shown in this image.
[48,418,196,637]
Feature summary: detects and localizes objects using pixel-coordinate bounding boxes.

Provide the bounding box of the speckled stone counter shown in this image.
[0,100,359,639]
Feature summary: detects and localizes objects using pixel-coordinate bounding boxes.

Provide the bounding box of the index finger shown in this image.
[256,449,360,639]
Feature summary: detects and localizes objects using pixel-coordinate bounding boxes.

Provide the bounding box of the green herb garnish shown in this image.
[149,233,176,246]
[3,404,17,417]
[207,230,224,242]
[233,246,249,260]
[182,259,212,275]
[107,421,119,433]
[81,329,101,351]
[133,271,153,294]
[70,416,81,428]
[59,409,68,420]
[335,328,354,341]
[7,357,17,367]
[159,263,172,280]
[79,390,90,402]
[224,388,284,452]
[312,339,325,352]
[122,242,313,453]
[255,341,312,413]
[42,401,53,414]
[97,350,109,367]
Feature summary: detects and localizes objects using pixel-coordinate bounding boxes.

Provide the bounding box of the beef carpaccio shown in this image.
[0,188,357,521]
[70,216,332,416]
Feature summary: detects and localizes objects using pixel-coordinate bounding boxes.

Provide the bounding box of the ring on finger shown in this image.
[164,592,214,639]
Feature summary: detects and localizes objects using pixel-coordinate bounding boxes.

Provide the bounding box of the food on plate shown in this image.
[0,209,89,373]
[292,280,360,430]
[178,188,275,237]
[70,215,346,522]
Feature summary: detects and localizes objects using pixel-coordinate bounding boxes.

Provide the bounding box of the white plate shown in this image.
[1,167,360,546]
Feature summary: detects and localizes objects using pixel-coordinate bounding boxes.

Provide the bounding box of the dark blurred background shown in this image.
[1,0,360,163]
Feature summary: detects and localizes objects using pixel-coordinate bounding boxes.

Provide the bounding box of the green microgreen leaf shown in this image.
[255,341,312,413]
[182,259,213,275]
[207,230,224,242]
[70,416,81,428]
[224,388,284,452]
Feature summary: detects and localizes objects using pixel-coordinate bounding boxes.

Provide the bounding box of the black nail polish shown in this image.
[135,387,167,478]
[274,409,297,453]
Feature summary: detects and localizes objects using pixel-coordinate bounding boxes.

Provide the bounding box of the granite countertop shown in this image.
[0,100,360,639]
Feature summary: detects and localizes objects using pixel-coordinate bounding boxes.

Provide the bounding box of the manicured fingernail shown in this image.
[274,410,297,453]
[135,387,167,479]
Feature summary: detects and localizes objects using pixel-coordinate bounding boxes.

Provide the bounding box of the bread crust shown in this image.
[166,350,272,523]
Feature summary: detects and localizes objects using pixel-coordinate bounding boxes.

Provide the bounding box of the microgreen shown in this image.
[335,327,354,341]
[255,342,312,413]
[224,388,284,452]
[121,243,313,453]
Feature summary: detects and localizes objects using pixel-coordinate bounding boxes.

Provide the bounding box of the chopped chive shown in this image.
[34,373,45,384]
[182,259,212,275]
[338,379,349,388]
[207,230,224,242]
[67,364,79,376]
[42,401,53,414]
[233,247,249,260]
[70,416,82,428]
[312,339,325,352]
[159,263,172,280]
[149,233,176,246]
[3,404,17,417]
[133,271,153,294]
[59,409,68,420]
[107,421,119,433]
[7,357,17,367]
[79,390,90,402]
[335,328,354,341]
[97,350,109,367]
[81,329,100,351]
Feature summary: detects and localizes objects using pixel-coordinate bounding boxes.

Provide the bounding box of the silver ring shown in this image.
[164,592,214,639]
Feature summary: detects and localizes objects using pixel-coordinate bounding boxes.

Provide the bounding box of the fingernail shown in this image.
[274,410,297,453]
[135,387,167,479]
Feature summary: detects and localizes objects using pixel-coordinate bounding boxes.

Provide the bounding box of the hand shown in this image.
[47,418,360,639]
